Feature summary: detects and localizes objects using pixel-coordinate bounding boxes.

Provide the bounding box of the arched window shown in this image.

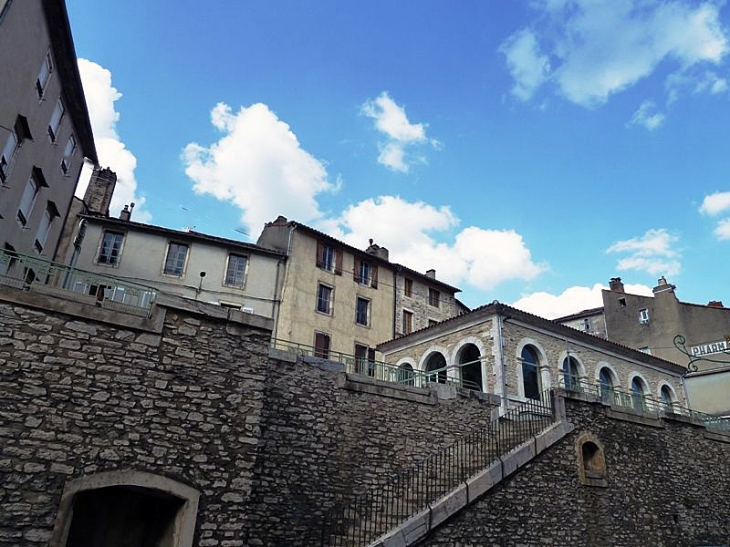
[577,435,608,487]
[458,343,482,391]
[396,363,415,386]
[630,376,647,411]
[425,352,447,384]
[660,385,675,411]
[521,346,540,400]
[598,367,615,403]
[562,356,581,391]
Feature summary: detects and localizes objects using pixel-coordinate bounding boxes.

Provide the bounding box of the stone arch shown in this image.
[452,337,486,392]
[557,350,586,391]
[628,372,651,411]
[575,432,608,487]
[515,339,550,400]
[658,381,678,411]
[394,357,417,386]
[51,470,199,547]
[595,362,619,403]
[420,347,449,384]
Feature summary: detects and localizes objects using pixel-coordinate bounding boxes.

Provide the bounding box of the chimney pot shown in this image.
[609,277,624,292]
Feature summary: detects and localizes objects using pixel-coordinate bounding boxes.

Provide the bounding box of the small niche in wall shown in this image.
[576,433,608,487]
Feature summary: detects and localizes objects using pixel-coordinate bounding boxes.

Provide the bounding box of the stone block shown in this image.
[466,460,503,502]
[500,440,536,477]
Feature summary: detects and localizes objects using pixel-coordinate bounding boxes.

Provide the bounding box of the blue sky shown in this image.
[67,0,730,317]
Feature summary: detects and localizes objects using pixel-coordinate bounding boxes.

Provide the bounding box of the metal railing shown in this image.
[556,376,730,433]
[0,249,157,317]
[318,389,555,546]
[270,338,484,392]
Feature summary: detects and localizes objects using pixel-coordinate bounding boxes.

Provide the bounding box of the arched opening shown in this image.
[582,442,605,479]
[396,363,415,386]
[562,356,581,391]
[51,471,199,547]
[660,384,676,411]
[521,345,541,400]
[630,376,647,411]
[66,486,183,547]
[425,352,447,384]
[458,343,482,391]
[598,367,615,403]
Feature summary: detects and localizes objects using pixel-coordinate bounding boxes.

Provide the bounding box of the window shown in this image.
[36,52,52,98]
[163,243,188,276]
[630,377,646,411]
[598,367,615,403]
[316,241,341,274]
[354,344,376,376]
[618,298,627,307]
[314,332,330,359]
[97,231,124,265]
[0,0,11,21]
[583,318,592,332]
[404,278,413,297]
[521,346,540,400]
[48,99,65,142]
[354,258,378,288]
[402,310,413,335]
[578,435,608,487]
[638,309,650,324]
[33,202,58,253]
[0,129,17,182]
[355,297,370,326]
[316,283,332,314]
[660,385,675,411]
[61,134,76,174]
[225,254,247,287]
[425,352,447,383]
[17,172,42,226]
[396,363,415,386]
[562,357,581,391]
[428,288,440,307]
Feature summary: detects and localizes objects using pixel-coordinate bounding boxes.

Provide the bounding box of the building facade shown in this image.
[0,0,97,259]
[257,215,463,360]
[62,213,286,318]
[378,302,688,411]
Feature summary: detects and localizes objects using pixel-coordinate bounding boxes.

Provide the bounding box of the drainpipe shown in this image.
[392,266,398,339]
[272,224,297,342]
[496,312,507,413]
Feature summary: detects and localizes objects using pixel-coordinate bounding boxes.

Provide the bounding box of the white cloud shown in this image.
[325,196,547,291]
[628,100,666,131]
[500,29,551,101]
[714,218,730,240]
[606,228,681,276]
[501,0,729,108]
[183,102,337,234]
[700,191,730,216]
[512,282,653,319]
[361,92,439,173]
[76,59,150,222]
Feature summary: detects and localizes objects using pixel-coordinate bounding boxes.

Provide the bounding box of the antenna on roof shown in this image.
[234,227,250,240]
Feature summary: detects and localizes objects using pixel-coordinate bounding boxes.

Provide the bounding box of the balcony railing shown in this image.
[270,338,483,392]
[556,376,730,433]
[0,249,157,317]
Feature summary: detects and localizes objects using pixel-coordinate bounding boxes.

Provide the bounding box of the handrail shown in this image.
[318,389,556,546]
[270,338,484,392]
[0,249,157,317]
[555,376,730,432]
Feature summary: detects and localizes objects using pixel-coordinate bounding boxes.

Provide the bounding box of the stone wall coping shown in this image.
[0,285,273,335]
[338,373,439,405]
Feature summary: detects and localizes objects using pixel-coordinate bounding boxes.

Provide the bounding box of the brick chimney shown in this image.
[84,167,117,217]
[365,238,389,261]
[426,269,436,279]
[609,277,624,292]
[653,276,676,295]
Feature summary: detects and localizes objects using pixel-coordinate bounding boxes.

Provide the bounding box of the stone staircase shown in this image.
[320,392,573,547]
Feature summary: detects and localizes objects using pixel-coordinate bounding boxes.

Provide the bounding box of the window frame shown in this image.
[402,309,414,335]
[404,278,413,297]
[163,242,189,277]
[638,308,650,324]
[48,99,65,142]
[520,345,541,401]
[36,52,53,99]
[314,332,331,359]
[224,253,248,288]
[17,173,41,226]
[428,288,440,308]
[61,134,76,175]
[34,203,57,253]
[97,230,125,266]
[316,240,342,274]
[355,296,370,326]
[0,128,18,183]
[316,283,333,315]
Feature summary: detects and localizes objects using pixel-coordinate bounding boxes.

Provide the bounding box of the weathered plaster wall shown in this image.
[418,395,730,547]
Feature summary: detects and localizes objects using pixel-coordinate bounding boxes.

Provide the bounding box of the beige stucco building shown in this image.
[0,0,97,259]
[63,213,285,318]
[378,302,688,412]
[257,216,464,361]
